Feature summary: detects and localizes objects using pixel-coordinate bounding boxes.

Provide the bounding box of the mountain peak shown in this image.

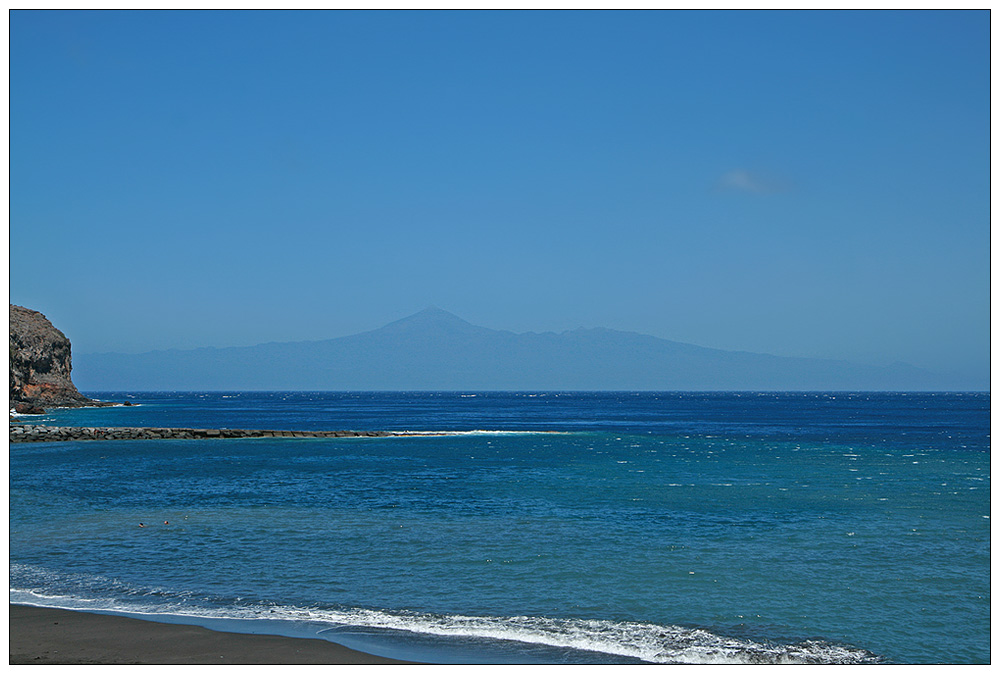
[417,306,464,319]
[373,307,492,337]
[387,306,469,326]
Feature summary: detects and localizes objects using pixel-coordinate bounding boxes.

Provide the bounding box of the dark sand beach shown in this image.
[9,604,413,664]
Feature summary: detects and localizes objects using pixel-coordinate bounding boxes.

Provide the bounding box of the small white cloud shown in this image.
[715,169,790,194]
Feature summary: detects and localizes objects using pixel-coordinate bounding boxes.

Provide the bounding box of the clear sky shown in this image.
[9,9,990,381]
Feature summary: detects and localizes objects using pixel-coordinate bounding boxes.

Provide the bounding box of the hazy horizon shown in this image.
[66,305,977,382]
[10,10,989,383]
[73,305,984,391]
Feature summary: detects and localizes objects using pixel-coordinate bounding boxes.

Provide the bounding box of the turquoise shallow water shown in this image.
[9,392,990,663]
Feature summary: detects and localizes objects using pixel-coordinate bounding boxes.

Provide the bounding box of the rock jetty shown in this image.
[9,424,406,443]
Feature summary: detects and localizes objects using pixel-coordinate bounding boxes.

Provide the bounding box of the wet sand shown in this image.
[9,604,413,664]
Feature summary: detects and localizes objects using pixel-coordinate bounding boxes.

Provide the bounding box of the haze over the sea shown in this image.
[10,10,989,385]
[73,307,982,391]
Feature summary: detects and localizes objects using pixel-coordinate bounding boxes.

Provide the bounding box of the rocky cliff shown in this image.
[9,304,103,412]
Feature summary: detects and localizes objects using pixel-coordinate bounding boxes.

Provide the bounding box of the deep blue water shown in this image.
[9,392,990,663]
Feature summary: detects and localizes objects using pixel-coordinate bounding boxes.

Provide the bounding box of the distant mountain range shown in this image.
[74,307,979,391]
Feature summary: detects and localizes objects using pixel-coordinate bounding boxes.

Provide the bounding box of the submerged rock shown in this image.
[12,402,46,415]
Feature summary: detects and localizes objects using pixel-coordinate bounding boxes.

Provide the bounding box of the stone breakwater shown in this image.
[9,424,411,443]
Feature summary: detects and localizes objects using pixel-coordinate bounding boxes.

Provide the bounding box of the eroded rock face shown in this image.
[9,304,98,410]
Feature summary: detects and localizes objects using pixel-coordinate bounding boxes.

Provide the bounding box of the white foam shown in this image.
[391,430,564,437]
[8,586,879,664]
[308,610,879,663]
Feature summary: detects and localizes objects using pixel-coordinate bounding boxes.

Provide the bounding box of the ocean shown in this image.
[9,391,990,663]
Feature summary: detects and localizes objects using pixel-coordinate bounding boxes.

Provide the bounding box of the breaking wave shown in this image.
[10,566,881,665]
[391,429,565,437]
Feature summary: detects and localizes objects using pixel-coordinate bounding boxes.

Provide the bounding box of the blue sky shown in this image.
[9,10,989,381]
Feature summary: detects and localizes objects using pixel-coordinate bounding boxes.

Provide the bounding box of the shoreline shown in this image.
[9,604,415,664]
